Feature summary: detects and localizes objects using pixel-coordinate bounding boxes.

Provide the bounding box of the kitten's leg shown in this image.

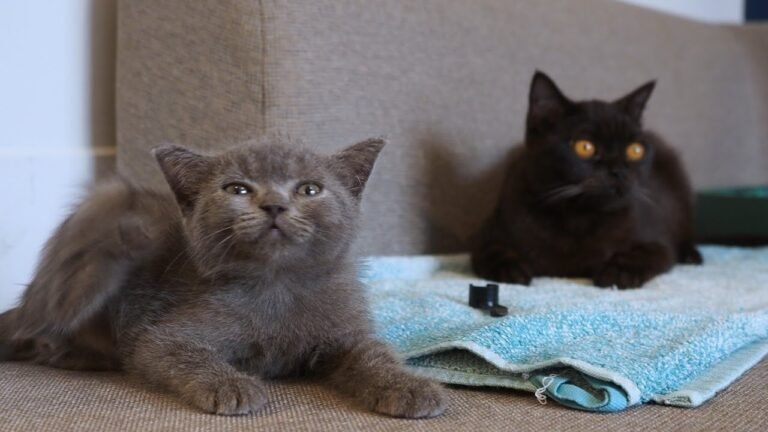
[0,309,17,360]
[594,242,674,289]
[27,337,120,371]
[677,241,703,265]
[2,308,120,370]
[126,334,268,415]
[315,337,446,418]
[471,244,532,285]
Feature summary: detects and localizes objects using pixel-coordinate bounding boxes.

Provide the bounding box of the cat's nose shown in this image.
[609,169,622,179]
[260,204,287,218]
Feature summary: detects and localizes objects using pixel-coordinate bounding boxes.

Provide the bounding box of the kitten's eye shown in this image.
[223,183,252,195]
[572,140,596,159]
[626,143,645,161]
[296,182,323,197]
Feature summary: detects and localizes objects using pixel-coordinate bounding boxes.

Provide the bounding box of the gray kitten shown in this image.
[0,137,446,418]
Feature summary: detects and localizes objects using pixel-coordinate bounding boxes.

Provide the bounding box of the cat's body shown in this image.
[472,72,701,288]
[0,138,445,418]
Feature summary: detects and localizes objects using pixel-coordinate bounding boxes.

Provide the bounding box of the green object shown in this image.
[695,186,768,244]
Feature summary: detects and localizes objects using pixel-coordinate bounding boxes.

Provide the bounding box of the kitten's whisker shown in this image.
[160,223,237,278]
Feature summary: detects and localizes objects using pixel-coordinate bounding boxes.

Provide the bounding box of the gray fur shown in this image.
[0,137,446,418]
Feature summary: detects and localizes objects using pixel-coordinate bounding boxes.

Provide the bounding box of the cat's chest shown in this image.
[521,212,633,272]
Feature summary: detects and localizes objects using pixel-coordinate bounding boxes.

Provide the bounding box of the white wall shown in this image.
[616,0,744,23]
[0,0,116,312]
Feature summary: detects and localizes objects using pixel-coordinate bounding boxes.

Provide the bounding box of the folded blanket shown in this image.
[363,246,768,412]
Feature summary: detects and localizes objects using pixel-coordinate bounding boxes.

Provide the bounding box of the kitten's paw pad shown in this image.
[370,379,446,419]
[187,376,267,416]
[594,265,649,289]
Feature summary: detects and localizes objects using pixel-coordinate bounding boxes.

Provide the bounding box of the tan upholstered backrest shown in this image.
[117,0,768,255]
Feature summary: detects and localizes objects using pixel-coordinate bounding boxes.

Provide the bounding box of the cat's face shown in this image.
[524,71,656,211]
[154,138,385,276]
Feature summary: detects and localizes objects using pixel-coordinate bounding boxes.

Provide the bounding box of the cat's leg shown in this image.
[594,242,674,289]
[470,218,532,284]
[677,241,703,265]
[471,244,532,285]
[125,332,268,415]
[314,337,446,418]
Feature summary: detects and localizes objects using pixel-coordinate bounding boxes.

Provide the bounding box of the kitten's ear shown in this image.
[527,70,572,123]
[614,80,656,122]
[153,144,211,213]
[331,138,386,199]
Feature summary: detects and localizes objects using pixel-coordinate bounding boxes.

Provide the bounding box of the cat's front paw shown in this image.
[594,243,673,289]
[472,248,532,285]
[184,375,268,416]
[594,264,651,289]
[368,377,446,419]
[678,243,703,265]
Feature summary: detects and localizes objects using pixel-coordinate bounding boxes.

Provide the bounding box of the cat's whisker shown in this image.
[636,187,657,206]
[540,185,584,204]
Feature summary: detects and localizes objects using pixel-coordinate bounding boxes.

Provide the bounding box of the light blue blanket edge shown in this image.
[362,248,768,410]
[402,338,768,408]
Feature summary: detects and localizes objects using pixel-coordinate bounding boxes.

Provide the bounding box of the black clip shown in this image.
[468,283,508,317]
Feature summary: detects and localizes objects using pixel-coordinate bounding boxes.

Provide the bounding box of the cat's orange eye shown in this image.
[572,140,595,159]
[626,142,645,161]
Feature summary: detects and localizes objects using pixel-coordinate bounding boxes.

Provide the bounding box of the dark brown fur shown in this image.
[0,137,445,418]
[471,72,702,289]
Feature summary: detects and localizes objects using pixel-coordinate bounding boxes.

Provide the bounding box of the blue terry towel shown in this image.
[362,246,768,412]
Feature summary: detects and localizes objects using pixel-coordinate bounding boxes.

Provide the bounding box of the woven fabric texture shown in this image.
[1,360,767,432]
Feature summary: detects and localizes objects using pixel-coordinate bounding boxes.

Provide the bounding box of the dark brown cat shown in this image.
[471,72,702,289]
[0,137,446,418]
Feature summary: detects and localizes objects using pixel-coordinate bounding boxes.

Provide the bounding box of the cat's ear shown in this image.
[153,144,211,213]
[614,80,655,122]
[527,70,572,123]
[330,138,386,199]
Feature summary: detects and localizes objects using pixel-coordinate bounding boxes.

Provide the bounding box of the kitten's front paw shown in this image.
[594,264,650,289]
[472,249,532,285]
[368,377,446,419]
[184,375,268,416]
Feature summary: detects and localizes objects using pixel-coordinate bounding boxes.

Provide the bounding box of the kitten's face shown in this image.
[524,72,656,211]
[154,138,385,276]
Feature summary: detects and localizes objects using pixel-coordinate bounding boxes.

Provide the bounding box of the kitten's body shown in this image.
[1,138,445,418]
[472,72,701,288]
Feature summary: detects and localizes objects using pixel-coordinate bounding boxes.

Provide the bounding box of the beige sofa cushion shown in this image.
[116,0,768,255]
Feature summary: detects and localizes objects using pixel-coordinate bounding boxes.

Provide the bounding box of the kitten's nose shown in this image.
[260,204,287,218]
[609,169,622,179]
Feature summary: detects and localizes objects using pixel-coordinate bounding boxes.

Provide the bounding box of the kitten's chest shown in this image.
[219,284,364,374]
